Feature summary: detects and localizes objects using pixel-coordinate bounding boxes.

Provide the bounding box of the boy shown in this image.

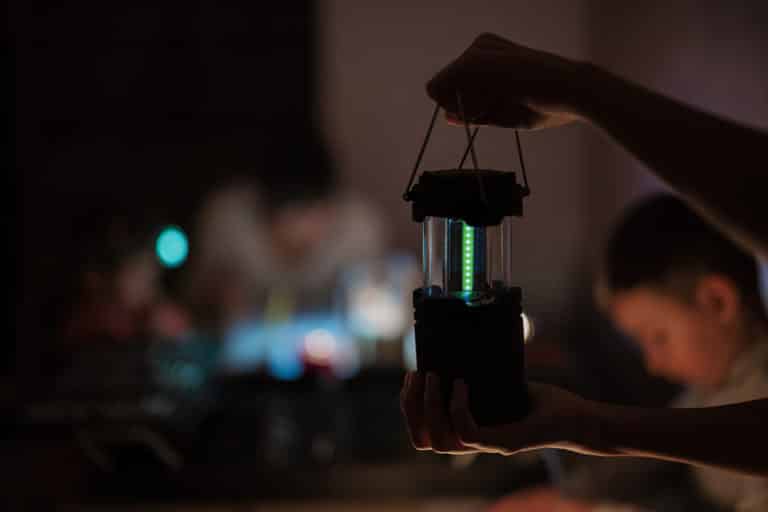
[492,194,768,511]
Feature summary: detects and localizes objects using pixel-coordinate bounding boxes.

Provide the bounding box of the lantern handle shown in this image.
[403,97,531,200]
[402,95,485,201]
[456,91,480,171]
[455,91,531,197]
[402,102,441,201]
[456,126,480,170]
[515,130,531,196]
[456,91,489,206]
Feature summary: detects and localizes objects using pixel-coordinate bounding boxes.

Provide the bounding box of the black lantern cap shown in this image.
[407,169,527,227]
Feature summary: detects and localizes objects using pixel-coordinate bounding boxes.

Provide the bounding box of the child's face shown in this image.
[608,283,741,389]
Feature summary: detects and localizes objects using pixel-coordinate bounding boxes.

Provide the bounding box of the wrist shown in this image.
[572,398,624,456]
[564,61,618,123]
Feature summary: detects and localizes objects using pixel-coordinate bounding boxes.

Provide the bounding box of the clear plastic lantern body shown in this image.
[421,216,513,301]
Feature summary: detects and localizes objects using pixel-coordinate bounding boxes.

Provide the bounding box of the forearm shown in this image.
[570,64,768,258]
[588,398,768,476]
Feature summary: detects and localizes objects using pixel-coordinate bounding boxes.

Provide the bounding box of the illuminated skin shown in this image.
[609,277,753,390]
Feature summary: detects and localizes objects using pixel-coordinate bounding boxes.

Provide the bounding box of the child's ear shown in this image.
[694,274,740,325]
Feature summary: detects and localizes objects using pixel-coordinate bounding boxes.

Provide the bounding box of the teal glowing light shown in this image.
[462,222,474,293]
[156,226,189,268]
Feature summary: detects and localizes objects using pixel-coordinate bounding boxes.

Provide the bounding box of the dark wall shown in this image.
[12,1,316,373]
[14,0,314,210]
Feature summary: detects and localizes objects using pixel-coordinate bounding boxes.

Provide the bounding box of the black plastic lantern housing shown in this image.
[404,106,531,426]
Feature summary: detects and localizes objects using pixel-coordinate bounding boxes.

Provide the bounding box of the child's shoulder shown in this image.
[676,342,768,408]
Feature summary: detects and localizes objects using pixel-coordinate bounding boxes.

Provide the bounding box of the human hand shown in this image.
[401,372,604,456]
[426,33,588,129]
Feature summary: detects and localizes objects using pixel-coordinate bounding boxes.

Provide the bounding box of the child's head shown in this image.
[597,194,767,389]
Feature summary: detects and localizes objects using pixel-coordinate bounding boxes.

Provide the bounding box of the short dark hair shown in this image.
[600,194,766,320]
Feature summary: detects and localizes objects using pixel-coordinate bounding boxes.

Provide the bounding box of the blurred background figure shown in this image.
[60,206,190,346]
[183,131,416,382]
[185,134,388,332]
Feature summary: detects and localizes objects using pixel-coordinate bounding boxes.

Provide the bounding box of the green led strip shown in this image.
[462,222,474,293]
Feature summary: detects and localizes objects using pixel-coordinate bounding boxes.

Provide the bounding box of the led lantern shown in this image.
[403,104,531,426]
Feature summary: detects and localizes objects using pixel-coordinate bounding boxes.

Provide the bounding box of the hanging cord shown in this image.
[403,99,530,200]
[456,91,488,205]
[514,130,531,196]
[403,102,441,200]
[457,126,480,170]
[455,92,479,170]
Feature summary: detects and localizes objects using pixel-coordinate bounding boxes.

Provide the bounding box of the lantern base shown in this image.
[413,286,530,426]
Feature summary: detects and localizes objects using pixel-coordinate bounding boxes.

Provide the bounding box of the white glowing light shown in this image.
[403,327,417,370]
[331,340,362,379]
[304,329,337,364]
[347,284,406,340]
[522,312,534,343]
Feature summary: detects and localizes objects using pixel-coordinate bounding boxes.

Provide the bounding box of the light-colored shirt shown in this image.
[677,340,768,512]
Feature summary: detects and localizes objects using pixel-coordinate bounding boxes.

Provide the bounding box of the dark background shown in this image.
[13,0,318,376]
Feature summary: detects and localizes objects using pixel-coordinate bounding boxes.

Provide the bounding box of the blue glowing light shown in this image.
[268,339,305,381]
[219,314,364,380]
[156,226,189,268]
